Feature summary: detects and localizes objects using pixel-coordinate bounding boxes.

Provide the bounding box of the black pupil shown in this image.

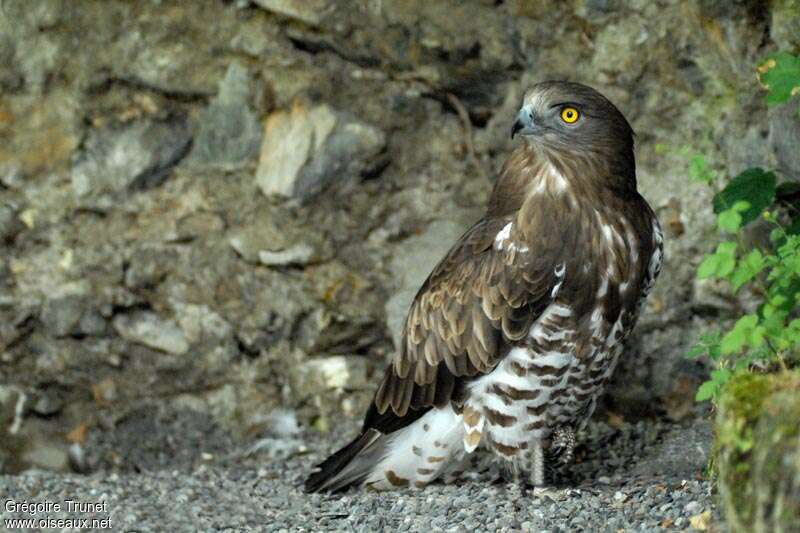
[566,110,573,118]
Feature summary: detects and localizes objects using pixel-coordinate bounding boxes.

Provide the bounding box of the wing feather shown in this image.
[372,216,564,419]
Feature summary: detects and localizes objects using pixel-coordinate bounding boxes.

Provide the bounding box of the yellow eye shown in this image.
[560,107,580,123]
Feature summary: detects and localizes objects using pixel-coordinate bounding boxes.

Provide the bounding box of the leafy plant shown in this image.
[757,52,800,112]
[687,52,800,402]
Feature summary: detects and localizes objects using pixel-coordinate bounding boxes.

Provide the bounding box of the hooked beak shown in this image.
[511,106,535,139]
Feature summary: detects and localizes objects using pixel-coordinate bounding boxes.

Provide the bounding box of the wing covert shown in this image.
[374,217,563,418]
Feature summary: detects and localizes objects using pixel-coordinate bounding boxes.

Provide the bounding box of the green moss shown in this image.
[715,371,800,532]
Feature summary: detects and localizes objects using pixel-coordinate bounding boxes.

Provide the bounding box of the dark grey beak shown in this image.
[511,106,535,139]
[511,118,524,139]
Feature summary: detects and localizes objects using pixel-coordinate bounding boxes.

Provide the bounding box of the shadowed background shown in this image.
[0,0,798,476]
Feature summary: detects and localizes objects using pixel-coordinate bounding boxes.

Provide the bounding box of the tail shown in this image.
[305,405,467,492]
[304,428,387,493]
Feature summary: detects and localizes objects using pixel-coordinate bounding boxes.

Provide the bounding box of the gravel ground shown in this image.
[1,415,719,532]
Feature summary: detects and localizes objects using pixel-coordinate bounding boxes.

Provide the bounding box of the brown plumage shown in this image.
[306,81,663,493]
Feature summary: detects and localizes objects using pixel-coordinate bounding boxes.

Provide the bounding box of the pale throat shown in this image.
[530,162,570,195]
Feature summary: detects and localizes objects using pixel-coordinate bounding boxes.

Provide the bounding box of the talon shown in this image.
[550,426,577,466]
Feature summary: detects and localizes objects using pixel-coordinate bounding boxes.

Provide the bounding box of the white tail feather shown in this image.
[364,405,467,490]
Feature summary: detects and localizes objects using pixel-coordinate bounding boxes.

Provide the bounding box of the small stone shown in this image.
[71,117,192,201]
[21,440,70,472]
[243,436,306,459]
[258,243,315,266]
[40,295,86,337]
[124,248,179,289]
[0,385,26,432]
[227,208,330,265]
[68,442,89,473]
[684,501,702,515]
[0,163,24,189]
[255,101,386,201]
[769,102,800,181]
[0,204,23,241]
[113,311,189,355]
[76,310,107,337]
[189,62,261,170]
[250,0,329,26]
[289,355,370,398]
[264,409,301,437]
[173,303,233,346]
[31,390,62,416]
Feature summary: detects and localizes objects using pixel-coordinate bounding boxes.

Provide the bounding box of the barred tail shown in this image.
[305,405,466,492]
[304,429,386,493]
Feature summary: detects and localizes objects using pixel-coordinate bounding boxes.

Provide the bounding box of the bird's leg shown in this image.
[529,440,545,487]
[501,455,532,501]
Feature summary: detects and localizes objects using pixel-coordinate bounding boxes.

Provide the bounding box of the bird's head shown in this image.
[511,81,634,167]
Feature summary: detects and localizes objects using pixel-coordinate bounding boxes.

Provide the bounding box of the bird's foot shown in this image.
[549,426,576,466]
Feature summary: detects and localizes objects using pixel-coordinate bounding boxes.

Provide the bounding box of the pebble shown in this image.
[0,418,721,531]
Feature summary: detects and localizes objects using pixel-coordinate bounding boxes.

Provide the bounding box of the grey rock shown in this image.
[0,385,26,473]
[262,408,301,437]
[0,31,22,91]
[173,303,233,347]
[289,355,370,399]
[243,436,306,460]
[255,102,386,201]
[40,295,85,337]
[590,16,649,85]
[770,1,800,50]
[0,163,24,189]
[0,385,25,433]
[250,0,330,26]
[124,247,179,289]
[71,118,192,200]
[14,32,60,94]
[0,308,35,354]
[113,311,189,355]
[258,243,315,266]
[227,208,332,265]
[189,63,262,170]
[20,440,70,472]
[769,102,800,181]
[76,310,107,337]
[0,203,23,241]
[725,125,772,178]
[685,501,703,515]
[30,390,62,417]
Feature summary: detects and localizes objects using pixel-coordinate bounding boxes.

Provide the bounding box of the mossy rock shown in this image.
[715,371,800,532]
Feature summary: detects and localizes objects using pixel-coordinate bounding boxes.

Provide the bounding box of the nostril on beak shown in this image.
[511,107,534,139]
[511,118,524,139]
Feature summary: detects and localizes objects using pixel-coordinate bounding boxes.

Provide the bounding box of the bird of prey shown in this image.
[305,81,663,492]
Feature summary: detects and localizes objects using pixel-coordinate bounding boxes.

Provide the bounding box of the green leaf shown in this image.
[730,249,766,291]
[713,168,777,225]
[686,345,707,359]
[717,208,743,232]
[758,52,800,106]
[711,368,733,383]
[720,315,759,354]
[695,381,718,402]
[697,254,721,279]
